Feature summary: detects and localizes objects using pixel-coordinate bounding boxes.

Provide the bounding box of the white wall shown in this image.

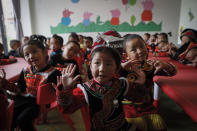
[20,0,32,36]
[21,0,181,44]
[178,0,197,44]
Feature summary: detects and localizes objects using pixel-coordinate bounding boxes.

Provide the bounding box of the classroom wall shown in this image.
[21,0,181,44]
[177,0,197,44]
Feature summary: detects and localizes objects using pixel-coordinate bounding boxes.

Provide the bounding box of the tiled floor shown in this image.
[36,92,197,131]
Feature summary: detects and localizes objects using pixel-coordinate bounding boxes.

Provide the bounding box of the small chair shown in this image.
[37,83,75,131]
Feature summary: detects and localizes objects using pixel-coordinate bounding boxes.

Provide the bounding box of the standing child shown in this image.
[56,46,146,130]
[6,35,61,131]
[121,34,177,131]
[49,34,63,64]
[8,40,21,57]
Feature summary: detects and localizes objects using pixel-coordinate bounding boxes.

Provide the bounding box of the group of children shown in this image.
[144,29,197,67]
[0,28,196,131]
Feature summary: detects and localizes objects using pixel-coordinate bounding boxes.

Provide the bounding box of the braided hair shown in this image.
[19,35,47,57]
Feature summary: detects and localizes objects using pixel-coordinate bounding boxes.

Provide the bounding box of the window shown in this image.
[0,0,16,51]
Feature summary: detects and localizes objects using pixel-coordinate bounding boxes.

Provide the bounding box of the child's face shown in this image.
[143,34,149,42]
[50,38,62,52]
[84,39,92,49]
[185,49,197,64]
[158,35,166,44]
[149,35,156,43]
[79,36,84,43]
[23,45,47,70]
[181,36,190,45]
[90,52,117,84]
[68,36,75,41]
[158,42,169,52]
[12,42,21,50]
[62,42,80,60]
[125,38,148,65]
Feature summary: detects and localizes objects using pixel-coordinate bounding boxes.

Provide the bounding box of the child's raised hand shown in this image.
[61,64,80,90]
[0,68,6,79]
[0,69,6,89]
[121,60,142,71]
[152,60,169,74]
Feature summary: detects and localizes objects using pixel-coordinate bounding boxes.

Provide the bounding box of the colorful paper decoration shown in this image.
[83,12,93,26]
[110,9,121,25]
[122,0,137,6]
[141,0,154,21]
[51,21,162,34]
[129,0,137,6]
[188,8,194,22]
[96,16,103,25]
[131,15,136,26]
[61,9,73,26]
[71,0,79,3]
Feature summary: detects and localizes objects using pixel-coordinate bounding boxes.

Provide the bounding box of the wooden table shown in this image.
[1,58,28,82]
[149,54,197,123]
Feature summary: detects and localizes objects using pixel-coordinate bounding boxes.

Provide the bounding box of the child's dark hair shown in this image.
[52,34,63,46]
[64,40,80,48]
[20,35,47,57]
[123,34,145,50]
[10,40,20,48]
[84,36,93,43]
[90,47,121,69]
[144,33,150,38]
[69,32,79,42]
[159,32,168,42]
[0,43,3,50]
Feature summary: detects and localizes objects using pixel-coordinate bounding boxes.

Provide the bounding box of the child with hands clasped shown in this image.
[121,34,177,131]
[56,46,146,130]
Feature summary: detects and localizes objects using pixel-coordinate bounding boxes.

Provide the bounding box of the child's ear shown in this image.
[62,46,64,50]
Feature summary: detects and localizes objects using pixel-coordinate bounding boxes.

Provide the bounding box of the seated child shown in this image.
[121,34,177,131]
[169,29,197,60]
[0,43,17,65]
[56,46,146,130]
[147,34,157,52]
[0,68,19,130]
[49,34,63,64]
[157,32,168,44]
[154,41,169,57]
[84,36,93,61]
[0,69,8,131]
[8,40,21,57]
[182,46,197,67]
[68,32,79,42]
[78,34,86,50]
[22,36,30,45]
[5,35,61,130]
[49,40,81,81]
[143,33,150,44]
